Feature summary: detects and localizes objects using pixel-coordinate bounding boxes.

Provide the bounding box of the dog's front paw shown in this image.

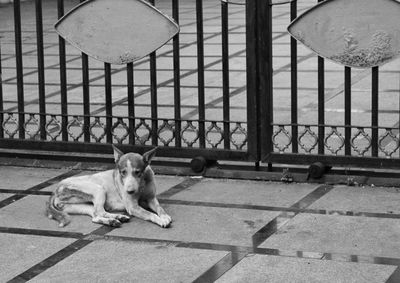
[158,214,172,228]
[116,215,130,223]
[108,219,122,227]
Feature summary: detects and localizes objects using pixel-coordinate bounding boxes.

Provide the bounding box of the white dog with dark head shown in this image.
[46,145,172,228]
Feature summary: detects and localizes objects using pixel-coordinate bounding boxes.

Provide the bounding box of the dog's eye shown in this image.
[120,169,127,176]
[134,169,142,176]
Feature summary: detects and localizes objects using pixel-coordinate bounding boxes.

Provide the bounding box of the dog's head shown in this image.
[112,145,157,195]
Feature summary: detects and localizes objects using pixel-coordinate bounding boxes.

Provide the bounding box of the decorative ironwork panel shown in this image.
[2,113,19,138]
[45,115,62,141]
[324,127,345,155]
[157,120,175,146]
[134,118,152,146]
[351,127,372,156]
[230,122,247,150]
[24,114,40,139]
[67,116,84,142]
[298,126,318,154]
[181,121,199,148]
[90,117,107,143]
[112,118,130,144]
[378,128,400,157]
[205,121,224,149]
[272,125,292,153]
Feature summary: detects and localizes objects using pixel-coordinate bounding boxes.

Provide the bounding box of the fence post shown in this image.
[246,0,273,162]
[246,0,260,161]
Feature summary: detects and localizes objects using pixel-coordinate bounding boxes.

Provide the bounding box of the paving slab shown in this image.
[0,233,75,282]
[30,240,228,283]
[0,195,99,234]
[171,180,317,207]
[0,192,12,201]
[309,185,400,214]
[0,166,69,191]
[260,213,400,258]
[108,204,280,247]
[216,254,396,283]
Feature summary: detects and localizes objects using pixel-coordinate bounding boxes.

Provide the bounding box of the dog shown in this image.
[46,145,172,228]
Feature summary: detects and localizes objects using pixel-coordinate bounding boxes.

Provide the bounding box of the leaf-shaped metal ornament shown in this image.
[55,0,179,64]
[288,0,400,68]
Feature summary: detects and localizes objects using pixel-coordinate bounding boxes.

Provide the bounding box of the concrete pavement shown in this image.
[1,162,400,282]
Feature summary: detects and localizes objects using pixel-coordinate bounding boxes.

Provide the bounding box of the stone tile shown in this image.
[216,254,396,283]
[171,179,317,207]
[0,233,75,282]
[31,240,227,283]
[0,166,69,191]
[0,193,12,202]
[108,204,280,247]
[309,185,400,214]
[260,214,400,258]
[0,195,99,234]
[154,175,186,195]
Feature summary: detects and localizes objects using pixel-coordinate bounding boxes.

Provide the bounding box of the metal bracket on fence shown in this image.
[281,168,293,183]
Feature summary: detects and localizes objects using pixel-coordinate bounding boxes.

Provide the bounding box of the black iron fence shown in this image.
[0,0,253,162]
[1,0,400,170]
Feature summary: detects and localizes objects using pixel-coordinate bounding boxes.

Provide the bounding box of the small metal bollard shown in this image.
[190,156,217,173]
[307,162,330,180]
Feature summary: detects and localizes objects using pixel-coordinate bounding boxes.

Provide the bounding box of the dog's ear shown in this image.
[142,147,158,165]
[112,145,124,163]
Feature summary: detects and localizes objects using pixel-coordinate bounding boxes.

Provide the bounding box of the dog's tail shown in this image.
[46,193,71,228]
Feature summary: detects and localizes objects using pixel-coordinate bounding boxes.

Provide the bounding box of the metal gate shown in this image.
[0,0,256,162]
[249,0,400,169]
[1,0,400,170]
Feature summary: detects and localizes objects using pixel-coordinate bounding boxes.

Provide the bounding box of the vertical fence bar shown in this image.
[149,0,158,146]
[14,0,25,139]
[127,63,135,144]
[371,66,379,157]
[317,0,325,154]
[258,0,274,161]
[172,0,181,147]
[246,0,261,161]
[150,54,158,146]
[35,0,46,140]
[290,0,298,153]
[57,0,68,141]
[318,56,325,154]
[0,42,3,139]
[196,0,206,148]
[80,0,90,142]
[104,63,112,143]
[82,54,90,142]
[221,0,230,149]
[344,66,351,155]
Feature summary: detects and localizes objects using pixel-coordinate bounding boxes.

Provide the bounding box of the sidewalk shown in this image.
[1,163,400,282]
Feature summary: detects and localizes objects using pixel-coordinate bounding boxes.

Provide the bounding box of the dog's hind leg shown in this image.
[64,203,126,227]
[46,194,71,228]
[90,190,130,227]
